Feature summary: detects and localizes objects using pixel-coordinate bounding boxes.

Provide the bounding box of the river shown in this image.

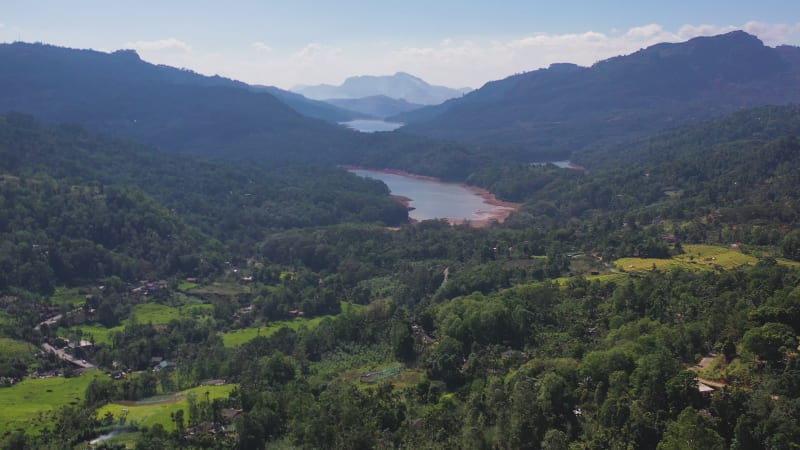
[349,169,518,225]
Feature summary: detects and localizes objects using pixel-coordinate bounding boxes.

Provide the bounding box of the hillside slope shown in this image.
[397,31,800,160]
[0,42,365,161]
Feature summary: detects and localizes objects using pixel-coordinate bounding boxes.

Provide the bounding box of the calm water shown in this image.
[350,169,497,221]
[341,120,404,133]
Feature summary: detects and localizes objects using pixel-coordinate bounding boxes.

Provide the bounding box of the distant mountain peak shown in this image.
[292,72,471,105]
[111,49,141,61]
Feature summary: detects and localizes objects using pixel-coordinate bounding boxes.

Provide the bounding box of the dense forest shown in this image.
[0,100,799,450]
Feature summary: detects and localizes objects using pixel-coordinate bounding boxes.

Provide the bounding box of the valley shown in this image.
[0,26,799,450]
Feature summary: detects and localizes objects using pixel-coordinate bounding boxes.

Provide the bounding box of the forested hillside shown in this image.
[1,99,800,449]
[0,113,408,298]
[397,32,800,161]
[0,42,494,180]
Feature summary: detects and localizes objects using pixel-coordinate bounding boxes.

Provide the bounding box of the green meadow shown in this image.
[49,287,87,307]
[0,370,109,435]
[95,384,237,431]
[131,302,214,324]
[615,244,759,273]
[222,315,334,348]
[222,302,363,348]
[0,337,37,364]
[60,302,214,345]
[61,323,123,346]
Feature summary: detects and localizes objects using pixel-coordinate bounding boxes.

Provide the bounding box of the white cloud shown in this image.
[291,42,342,61]
[251,41,272,52]
[129,21,800,90]
[742,21,800,45]
[625,24,665,39]
[125,38,191,53]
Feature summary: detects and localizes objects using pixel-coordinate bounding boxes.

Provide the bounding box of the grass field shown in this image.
[95,384,237,431]
[0,337,38,367]
[50,287,87,307]
[61,323,124,345]
[0,370,109,435]
[60,302,214,345]
[132,302,214,324]
[221,302,363,348]
[222,315,334,348]
[615,245,759,273]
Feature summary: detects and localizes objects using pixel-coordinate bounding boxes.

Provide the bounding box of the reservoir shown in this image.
[341,120,404,133]
[350,169,517,225]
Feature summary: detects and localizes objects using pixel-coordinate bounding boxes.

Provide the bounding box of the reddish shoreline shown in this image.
[343,165,521,227]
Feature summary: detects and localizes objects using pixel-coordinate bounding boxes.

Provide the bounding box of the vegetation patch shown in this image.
[132,303,213,325]
[616,244,758,272]
[50,287,87,307]
[60,302,213,345]
[60,323,123,346]
[95,384,237,431]
[177,281,199,292]
[222,302,362,348]
[0,338,37,375]
[0,370,109,435]
[341,364,424,390]
[222,315,333,348]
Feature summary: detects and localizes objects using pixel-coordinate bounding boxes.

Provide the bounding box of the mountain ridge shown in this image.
[0,41,369,161]
[395,31,800,160]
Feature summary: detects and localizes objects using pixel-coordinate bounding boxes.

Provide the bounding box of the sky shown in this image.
[2,1,799,90]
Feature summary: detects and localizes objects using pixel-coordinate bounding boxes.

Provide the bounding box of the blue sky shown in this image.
[3,1,799,89]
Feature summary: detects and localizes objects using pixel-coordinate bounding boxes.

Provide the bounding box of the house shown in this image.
[155,360,176,371]
[698,382,716,399]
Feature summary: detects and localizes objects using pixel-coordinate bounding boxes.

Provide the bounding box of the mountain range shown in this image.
[396,31,800,160]
[292,72,471,105]
[1,32,799,172]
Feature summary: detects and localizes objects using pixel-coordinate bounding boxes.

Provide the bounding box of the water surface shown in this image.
[350,169,507,222]
[341,120,404,133]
